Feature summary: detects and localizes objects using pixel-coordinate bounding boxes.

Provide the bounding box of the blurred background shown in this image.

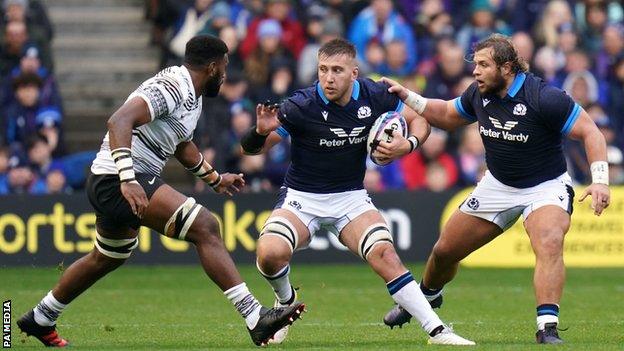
[0,0,622,267]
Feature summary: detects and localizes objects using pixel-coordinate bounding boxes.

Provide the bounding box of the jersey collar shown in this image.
[507,72,526,98]
[316,80,361,105]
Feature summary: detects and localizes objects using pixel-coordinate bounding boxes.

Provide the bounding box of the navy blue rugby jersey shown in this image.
[454,72,581,188]
[275,78,404,193]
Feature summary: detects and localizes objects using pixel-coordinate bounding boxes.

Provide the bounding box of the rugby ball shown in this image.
[367,111,408,165]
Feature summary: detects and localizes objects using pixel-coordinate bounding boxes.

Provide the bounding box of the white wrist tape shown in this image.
[407,135,420,152]
[590,161,609,185]
[405,90,428,114]
[186,153,220,187]
[111,147,135,183]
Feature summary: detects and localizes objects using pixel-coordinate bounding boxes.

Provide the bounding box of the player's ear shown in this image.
[352,65,359,80]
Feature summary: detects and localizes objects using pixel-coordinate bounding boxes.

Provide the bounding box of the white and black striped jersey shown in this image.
[91,65,202,176]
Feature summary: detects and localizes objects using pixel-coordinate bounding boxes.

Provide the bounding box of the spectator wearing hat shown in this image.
[348,0,418,75]
[239,0,306,60]
[243,18,295,88]
[197,1,231,36]
[2,153,44,194]
[456,0,511,52]
[0,20,47,76]
[165,0,214,66]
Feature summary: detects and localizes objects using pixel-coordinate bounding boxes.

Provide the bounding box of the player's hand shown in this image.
[255,103,281,135]
[373,129,411,161]
[380,76,409,100]
[120,181,149,219]
[213,173,245,196]
[578,183,610,216]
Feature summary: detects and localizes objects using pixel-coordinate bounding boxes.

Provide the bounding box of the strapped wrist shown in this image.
[590,161,609,185]
[241,126,268,154]
[111,147,136,183]
[187,153,220,183]
[407,135,420,153]
[405,90,428,114]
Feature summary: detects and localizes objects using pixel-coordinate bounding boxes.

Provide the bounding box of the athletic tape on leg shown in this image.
[94,231,138,259]
[358,223,393,260]
[260,216,298,252]
[164,197,202,241]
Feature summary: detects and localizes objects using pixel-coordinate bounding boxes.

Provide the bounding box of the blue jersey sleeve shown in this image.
[366,79,404,113]
[277,98,297,136]
[538,85,580,135]
[453,82,478,122]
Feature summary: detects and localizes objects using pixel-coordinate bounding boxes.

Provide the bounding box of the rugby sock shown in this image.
[420,279,443,302]
[387,271,444,335]
[536,304,559,330]
[224,283,262,329]
[258,263,293,304]
[33,291,67,326]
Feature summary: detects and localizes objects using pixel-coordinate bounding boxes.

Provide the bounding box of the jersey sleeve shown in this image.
[368,79,404,113]
[276,98,297,137]
[453,82,478,122]
[132,68,188,121]
[538,85,580,135]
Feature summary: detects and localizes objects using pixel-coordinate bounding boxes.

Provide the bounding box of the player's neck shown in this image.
[185,65,204,96]
[499,73,517,98]
[335,85,354,106]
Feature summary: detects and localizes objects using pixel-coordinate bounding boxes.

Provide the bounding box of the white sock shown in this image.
[33,291,67,326]
[224,283,262,329]
[537,315,559,330]
[387,272,444,334]
[257,263,293,304]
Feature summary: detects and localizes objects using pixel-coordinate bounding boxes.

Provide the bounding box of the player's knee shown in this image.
[432,240,458,262]
[258,216,299,253]
[357,223,393,261]
[535,229,565,257]
[188,211,222,245]
[164,197,206,242]
[256,238,292,273]
[367,242,401,268]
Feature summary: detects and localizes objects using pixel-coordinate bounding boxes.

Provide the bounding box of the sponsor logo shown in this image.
[558,195,565,201]
[3,300,10,348]
[148,177,156,185]
[320,127,367,147]
[466,197,480,210]
[513,103,527,116]
[288,200,302,211]
[489,116,518,131]
[322,111,328,121]
[357,106,372,118]
[479,126,529,143]
[482,98,491,107]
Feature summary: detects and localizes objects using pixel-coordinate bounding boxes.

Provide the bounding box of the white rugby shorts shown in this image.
[459,171,574,230]
[275,187,377,242]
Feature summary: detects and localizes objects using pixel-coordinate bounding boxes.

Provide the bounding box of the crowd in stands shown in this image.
[147,0,624,193]
[2,0,623,196]
[0,0,74,195]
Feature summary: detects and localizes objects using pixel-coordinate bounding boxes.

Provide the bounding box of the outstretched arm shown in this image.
[567,109,610,216]
[380,77,472,131]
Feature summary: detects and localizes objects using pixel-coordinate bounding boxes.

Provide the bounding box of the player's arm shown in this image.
[566,109,610,215]
[380,77,472,131]
[107,96,152,218]
[174,141,244,196]
[240,103,284,155]
[373,107,431,162]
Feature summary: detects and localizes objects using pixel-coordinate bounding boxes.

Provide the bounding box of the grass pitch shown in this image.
[2,264,622,350]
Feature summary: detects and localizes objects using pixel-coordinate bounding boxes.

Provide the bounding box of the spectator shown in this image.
[423,42,467,100]
[456,0,511,52]
[579,1,610,54]
[0,147,10,193]
[379,39,413,77]
[0,20,44,76]
[348,0,418,75]
[197,1,231,36]
[3,154,44,194]
[562,70,602,107]
[44,168,71,194]
[606,56,624,141]
[400,128,458,190]
[512,31,535,67]
[251,57,296,104]
[456,124,485,186]
[595,23,624,81]
[533,0,574,48]
[533,46,559,84]
[4,73,62,153]
[239,0,306,60]
[166,0,213,65]
[218,25,243,73]
[26,134,64,179]
[243,18,294,88]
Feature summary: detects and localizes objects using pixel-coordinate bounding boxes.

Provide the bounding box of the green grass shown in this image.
[2,264,623,350]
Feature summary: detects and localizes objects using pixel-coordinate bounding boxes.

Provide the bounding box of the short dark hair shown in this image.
[12,72,42,90]
[184,35,229,67]
[473,34,528,73]
[318,38,356,59]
